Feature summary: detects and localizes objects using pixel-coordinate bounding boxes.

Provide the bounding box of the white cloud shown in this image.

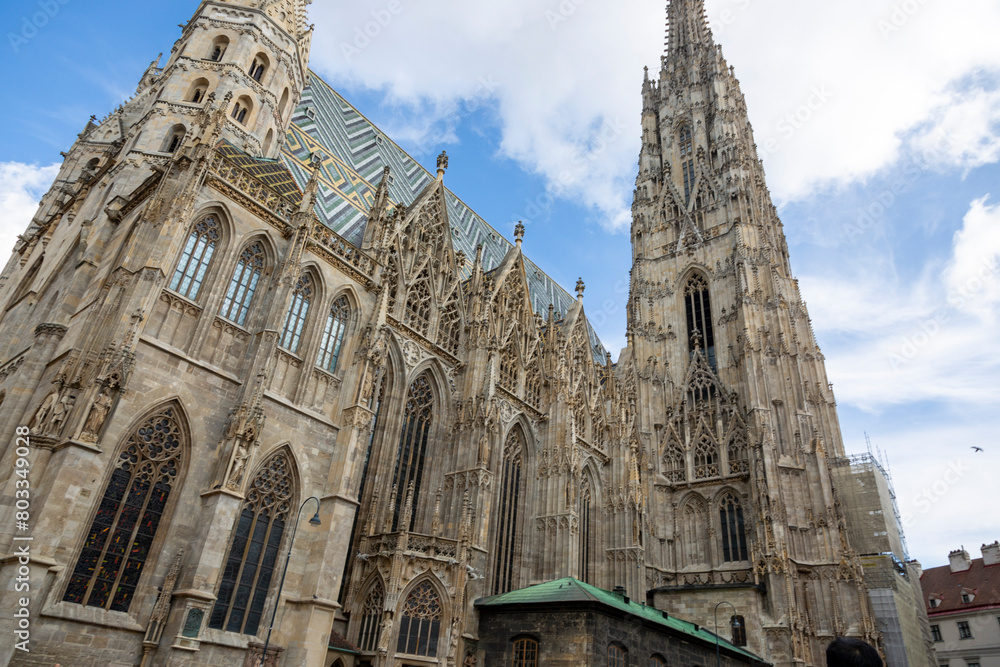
[802,196,1000,410]
[0,162,59,261]
[308,0,1000,231]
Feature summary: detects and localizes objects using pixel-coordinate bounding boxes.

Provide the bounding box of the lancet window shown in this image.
[720,494,749,562]
[491,429,524,595]
[280,274,313,353]
[404,272,432,337]
[220,242,265,327]
[498,342,519,394]
[63,405,184,612]
[580,481,593,584]
[684,273,716,370]
[210,450,293,635]
[357,581,384,651]
[396,581,442,657]
[170,216,219,300]
[681,499,708,567]
[693,435,720,479]
[679,125,695,204]
[390,375,434,531]
[317,296,350,373]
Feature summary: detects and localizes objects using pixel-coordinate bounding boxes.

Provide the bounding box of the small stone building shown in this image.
[476,578,767,667]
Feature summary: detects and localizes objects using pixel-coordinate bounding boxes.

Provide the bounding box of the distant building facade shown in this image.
[920,544,1000,667]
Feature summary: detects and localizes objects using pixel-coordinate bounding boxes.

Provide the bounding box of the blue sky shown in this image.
[1,0,998,568]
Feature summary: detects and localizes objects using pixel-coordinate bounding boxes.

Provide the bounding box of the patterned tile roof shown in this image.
[476,577,764,663]
[280,73,607,363]
[218,141,303,205]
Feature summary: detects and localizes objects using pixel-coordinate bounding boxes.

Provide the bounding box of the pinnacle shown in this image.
[665,0,714,58]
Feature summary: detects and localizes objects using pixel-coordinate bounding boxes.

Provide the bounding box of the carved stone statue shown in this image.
[226,441,250,491]
[48,391,75,435]
[81,389,113,441]
[29,391,58,432]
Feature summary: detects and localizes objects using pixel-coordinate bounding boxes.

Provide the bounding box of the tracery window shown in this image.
[663,436,686,483]
[63,405,184,612]
[220,242,265,327]
[580,481,593,584]
[513,637,539,667]
[491,429,524,595]
[682,499,708,567]
[693,435,720,479]
[317,296,350,373]
[684,274,716,370]
[404,272,432,336]
[210,450,294,635]
[280,274,313,353]
[357,581,384,651]
[438,302,461,356]
[608,644,627,667]
[169,216,220,300]
[499,342,519,394]
[396,581,442,657]
[727,430,749,475]
[720,494,749,562]
[679,125,695,204]
[390,375,434,531]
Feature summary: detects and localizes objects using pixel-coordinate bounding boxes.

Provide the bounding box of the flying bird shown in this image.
[972,447,984,453]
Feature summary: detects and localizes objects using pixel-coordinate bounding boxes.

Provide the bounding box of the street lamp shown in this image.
[714,601,741,667]
[259,496,322,667]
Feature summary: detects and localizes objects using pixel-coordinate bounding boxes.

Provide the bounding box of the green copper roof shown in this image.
[476,578,764,663]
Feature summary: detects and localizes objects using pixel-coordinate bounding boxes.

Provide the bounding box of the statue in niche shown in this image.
[80,388,113,442]
[29,391,58,432]
[464,653,476,667]
[226,441,250,491]
[360,328,388,405]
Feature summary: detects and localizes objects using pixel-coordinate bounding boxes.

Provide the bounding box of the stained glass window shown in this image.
[513,637,539,667]
[209,450,294,635]
[280,274,313,353]
[491,430,523,595]
[170,216,220,300]
[357,582,384,651]
[220,242,265,327]
[390,375,434,532]
[63,405,184,612]
[396,581,442,657]
[317,296,350,373]
[720,494,749,562]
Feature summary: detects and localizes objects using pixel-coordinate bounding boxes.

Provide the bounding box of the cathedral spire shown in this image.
[665,0,713,57]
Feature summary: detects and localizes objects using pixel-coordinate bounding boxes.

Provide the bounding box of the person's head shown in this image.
[826,637,882,667]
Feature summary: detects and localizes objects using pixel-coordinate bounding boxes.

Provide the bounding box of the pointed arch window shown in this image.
[220,242,265,327]
[396,581,442,657]
[280,274,313,353]
[727,430,749,475]
[63,405,184,611]
[682,499,708,568]
[693,435,720,479]
[720,494,749,562]
[404,271,432,337]
[317,296,350,373]
[357,581,384,651]
[491,429,524,595]
[663,436,686,483]
[684,274,716,370]
[580,481,593,584]
[499,341,519,394]
[210,450,294,635]
[679,125,695,204]
[513,637,539,667]
[390,375,434,531]
[170,216,220,300]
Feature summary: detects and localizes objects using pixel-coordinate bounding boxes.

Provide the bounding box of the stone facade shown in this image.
[0,1,890,666]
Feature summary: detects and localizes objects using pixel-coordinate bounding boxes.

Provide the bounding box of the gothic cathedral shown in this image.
[0,1,881,666]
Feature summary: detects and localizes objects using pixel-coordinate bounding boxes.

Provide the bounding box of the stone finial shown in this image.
[576,278,586,301]
[514,221,525,247]
[690,328,703,351]
[436,150,449,179]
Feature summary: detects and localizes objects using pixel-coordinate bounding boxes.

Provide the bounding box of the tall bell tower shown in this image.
[627,1,880,664]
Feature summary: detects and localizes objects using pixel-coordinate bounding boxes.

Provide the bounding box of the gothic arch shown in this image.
[502,414,538,459]
[279,265,325,355]
[674,264,713,294]
[489,423,529,595]
[353,574,386,651]
[679,492,709,569]
[394,574,448,658]
[168,209,230,302]
[61,400,190,613]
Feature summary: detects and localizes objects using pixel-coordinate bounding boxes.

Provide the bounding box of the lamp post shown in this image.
[259,496,322,667]
[714,601,739,667]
